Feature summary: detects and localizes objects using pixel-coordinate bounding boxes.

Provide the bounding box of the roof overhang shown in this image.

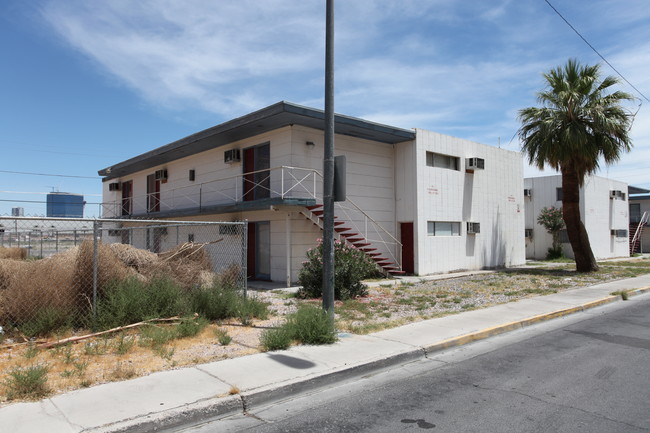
[98,101,416,181]
[629,185,650,195]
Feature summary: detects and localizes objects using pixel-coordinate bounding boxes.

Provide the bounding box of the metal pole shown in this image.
[92,220,99,326]
[322,0,335,319]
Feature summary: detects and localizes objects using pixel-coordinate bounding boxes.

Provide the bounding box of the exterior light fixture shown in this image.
[306,141,315,146]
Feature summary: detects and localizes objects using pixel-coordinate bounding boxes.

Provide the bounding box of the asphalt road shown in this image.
[174,295,650,433]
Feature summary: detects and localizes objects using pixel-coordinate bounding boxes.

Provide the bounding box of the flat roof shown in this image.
[98,101,416,181]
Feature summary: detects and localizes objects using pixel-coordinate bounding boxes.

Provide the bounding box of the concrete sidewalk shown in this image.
[3,274,650,433]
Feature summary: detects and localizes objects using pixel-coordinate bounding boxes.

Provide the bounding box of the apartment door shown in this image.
[247,221,271,280]
[146,174,160,213]
[400,222,414,274]
[243,143,270,201]
[121,180,133,216]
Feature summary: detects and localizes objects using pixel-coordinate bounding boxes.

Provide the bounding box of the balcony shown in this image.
[101,166,319,218]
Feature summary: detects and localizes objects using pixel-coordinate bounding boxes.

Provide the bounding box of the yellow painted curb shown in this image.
[422,291,650,356]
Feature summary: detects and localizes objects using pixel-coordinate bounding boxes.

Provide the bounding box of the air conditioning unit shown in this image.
[611,229,627,237]
[525,228,533,238]
[524,188,532,197]
[466,157,485,170]
[108,182,121,191]
[609,190,625,199]
[224,149,241,164]
[154,169,168,181]
[467,222,481,234]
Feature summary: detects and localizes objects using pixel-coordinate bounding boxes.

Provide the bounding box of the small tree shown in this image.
[537,206,565,259]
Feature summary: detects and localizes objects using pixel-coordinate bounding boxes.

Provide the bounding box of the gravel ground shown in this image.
[1,260,648,403]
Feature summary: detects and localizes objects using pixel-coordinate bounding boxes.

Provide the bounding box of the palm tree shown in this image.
[518,59,634,272]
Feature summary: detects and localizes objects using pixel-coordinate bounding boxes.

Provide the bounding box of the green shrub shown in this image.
[214,328,232,346]
[191,283,268,324]
[260,327,293,351]
[3,364,50,400]
[261,304,338,351]
[175,316,208,338]
[96,277,189,330]
[286,304,337,345]
[546,246,564,260]
[297,240,378,300]
[19,307,72,338]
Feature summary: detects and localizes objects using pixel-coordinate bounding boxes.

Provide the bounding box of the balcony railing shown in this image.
[101,166,320,218]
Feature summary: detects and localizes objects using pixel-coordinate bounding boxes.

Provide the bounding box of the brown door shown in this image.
[243,143,270,201]
[400,222,414,274]
[147,174,160,213]
[247,222,256,279]
[121,180,133,216]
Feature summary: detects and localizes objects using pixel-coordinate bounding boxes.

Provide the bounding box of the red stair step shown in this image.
[340,232,359,238]
[366,252,382,257]
[389,270,406,275]
[335,227,352,233]
[306,204,323,210]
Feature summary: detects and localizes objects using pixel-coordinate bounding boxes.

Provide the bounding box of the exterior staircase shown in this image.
[629,211,649,255]
[302,204,404,276]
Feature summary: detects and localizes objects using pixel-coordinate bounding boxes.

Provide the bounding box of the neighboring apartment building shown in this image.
[524,175,630,260]
[98,101,525,283]
[628,189,650,253]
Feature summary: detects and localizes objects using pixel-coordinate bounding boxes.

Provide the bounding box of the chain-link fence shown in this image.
[0,217,246,335]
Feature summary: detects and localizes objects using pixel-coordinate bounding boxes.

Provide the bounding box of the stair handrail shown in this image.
[631,211,649,252]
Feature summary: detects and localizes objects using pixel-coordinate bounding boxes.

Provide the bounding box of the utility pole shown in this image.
[322,0,335,319]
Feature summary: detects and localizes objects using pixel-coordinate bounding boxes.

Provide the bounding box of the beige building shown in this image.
[99,102,525,283]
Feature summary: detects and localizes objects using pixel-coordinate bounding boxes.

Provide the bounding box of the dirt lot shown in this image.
[1,258,649,404]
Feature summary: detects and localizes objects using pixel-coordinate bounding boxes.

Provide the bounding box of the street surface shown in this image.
[172,295,650,433]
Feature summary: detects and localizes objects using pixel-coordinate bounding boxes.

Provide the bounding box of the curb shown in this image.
[92,286,650,432]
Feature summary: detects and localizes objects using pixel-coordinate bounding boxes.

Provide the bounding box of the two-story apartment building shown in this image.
[628,188,650,253]
[524,175,630,260]
[99,101,525,284]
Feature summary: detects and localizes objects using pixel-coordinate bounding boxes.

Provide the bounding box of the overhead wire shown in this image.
[544,0,650,103]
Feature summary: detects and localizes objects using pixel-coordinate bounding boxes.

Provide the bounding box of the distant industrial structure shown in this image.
[46,192,85,218]
[11,207,24,217]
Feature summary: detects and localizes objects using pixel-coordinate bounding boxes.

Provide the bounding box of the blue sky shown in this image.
[1,0,649,217]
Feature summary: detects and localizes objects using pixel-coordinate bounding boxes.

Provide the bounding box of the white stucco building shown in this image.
[99,102,525,283]
[524,175,630,260]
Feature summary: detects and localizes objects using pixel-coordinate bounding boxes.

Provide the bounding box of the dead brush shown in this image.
[0,247,28,260]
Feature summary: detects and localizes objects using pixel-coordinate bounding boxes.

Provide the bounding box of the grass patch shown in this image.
[3,364,50,400]
[214,328,232,346]
[260,305,337,351]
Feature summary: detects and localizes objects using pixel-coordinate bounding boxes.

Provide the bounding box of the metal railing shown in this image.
[630,211,649,254]
[101,166,320,218]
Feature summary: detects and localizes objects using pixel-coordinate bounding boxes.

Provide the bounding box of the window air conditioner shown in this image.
[224,149,241,164]
[467,222,481,234]
[525,228,533,238]
[524,188,532,197]
[154,169,168,181]
[466,157,485,170]
[108,182,121,191]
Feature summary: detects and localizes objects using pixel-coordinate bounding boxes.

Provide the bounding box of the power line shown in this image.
[0,170,99,179]
[544,0,650,103]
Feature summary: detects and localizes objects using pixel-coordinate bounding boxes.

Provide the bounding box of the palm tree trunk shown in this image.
[561,166,599,272]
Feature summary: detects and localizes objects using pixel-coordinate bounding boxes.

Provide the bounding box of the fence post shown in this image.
[92,220,100,324]
[242,220,248,298]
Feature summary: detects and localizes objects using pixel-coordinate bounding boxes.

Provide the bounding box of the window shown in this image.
[556,188,563,201]
[427,221,461,236]
[611,229,628,238]
[426,152,460,171]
